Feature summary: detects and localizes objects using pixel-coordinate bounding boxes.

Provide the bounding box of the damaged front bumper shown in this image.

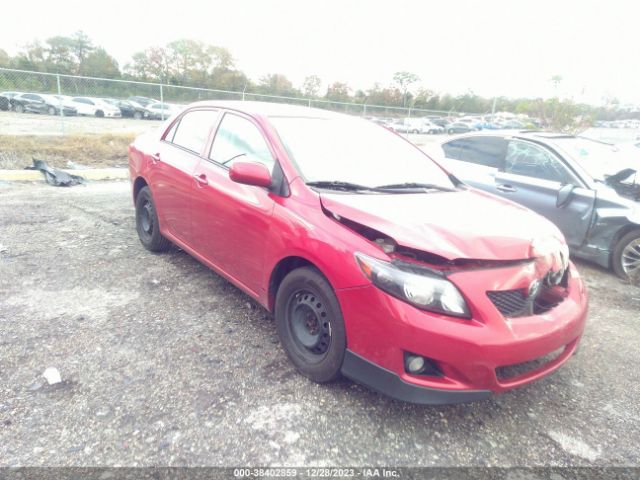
[337,261,588,404]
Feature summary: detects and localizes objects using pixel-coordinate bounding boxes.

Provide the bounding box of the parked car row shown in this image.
[0,91,183,120]
[368,115,537,135]
[595,119,640,129]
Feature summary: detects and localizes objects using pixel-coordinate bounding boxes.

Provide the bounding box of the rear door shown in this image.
[21,94,46,113]
[191,111,277,296]
[146,108,219,248]
[493,139,595,248]
[441,136,507,190]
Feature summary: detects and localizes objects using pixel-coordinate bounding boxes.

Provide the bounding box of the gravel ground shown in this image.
[0,111,158,136]
[0,181,639,468]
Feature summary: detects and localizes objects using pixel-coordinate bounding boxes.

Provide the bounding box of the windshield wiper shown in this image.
[305,181,382,192]
[375,182,457,192]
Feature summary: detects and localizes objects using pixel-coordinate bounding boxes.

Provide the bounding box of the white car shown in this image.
[57,96,122,118]
[146,102,182,120]
[420,119,445,134]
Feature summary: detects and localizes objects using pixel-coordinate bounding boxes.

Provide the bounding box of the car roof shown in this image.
[186,100,343,119]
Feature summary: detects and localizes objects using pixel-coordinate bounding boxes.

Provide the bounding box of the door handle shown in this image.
[193,173,208,186]
[496,184,517,193]
[150,153,161,163]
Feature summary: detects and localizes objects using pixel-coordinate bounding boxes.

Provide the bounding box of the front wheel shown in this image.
[612,230,640,280]
[15,104,26,113]
[133,111,143,120]
[448,129,454,134]
[95,110,104,118]
[275,267,346,383]
[48,106,56,115]
[135,186,172,253]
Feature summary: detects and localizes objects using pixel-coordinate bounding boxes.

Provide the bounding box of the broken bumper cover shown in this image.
[341,350,492,405]
[337,261,588,404]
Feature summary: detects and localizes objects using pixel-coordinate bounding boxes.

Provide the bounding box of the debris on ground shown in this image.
[42,367,62,385]
[26,158,85,187]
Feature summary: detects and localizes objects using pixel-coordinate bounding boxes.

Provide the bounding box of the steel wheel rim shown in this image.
[287,289,331,361]
[622,238,640,274]
[140,201,153,235]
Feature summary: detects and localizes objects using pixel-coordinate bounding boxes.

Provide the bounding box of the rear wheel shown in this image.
[15,104,25,113]
[612,230,640,280]
[133,111,143,120]
[448,128,454,134]
[135,186,171,253]
[275,267,346,383]
[95,110,105,118]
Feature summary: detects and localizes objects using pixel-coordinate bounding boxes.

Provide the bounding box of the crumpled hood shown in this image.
[320,189,564,261]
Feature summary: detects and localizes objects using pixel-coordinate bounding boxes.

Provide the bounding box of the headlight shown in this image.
[355,253,470,318]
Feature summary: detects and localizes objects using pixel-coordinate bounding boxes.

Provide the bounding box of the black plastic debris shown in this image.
[26,158,86,187]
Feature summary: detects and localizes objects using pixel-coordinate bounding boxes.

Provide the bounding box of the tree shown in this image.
[125,46,173,82]
[80,47,120,78]
[550,75,563,90]
[392,71,420,107]
[258,73,296,96]
[44,36,76,73]
[325,82,351,102]
[0,49,9,67]
[70,31,94,71]
[302,75,321,97]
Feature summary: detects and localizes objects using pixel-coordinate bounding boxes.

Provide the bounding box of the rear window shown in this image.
[443,137,506,168]
[168,109,219,154]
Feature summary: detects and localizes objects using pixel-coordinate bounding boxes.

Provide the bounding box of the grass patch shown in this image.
[0,133,135,169]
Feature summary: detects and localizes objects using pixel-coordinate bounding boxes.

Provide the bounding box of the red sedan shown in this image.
[128,101,588,404]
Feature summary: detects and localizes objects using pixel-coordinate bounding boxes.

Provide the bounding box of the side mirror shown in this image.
[556,184,575,208]
[229,161,272,188]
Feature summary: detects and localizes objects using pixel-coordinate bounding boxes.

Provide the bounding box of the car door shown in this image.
[22,94,46,113]
[146,108,220,248]
[493,139,596,248]
[441,136,507,190]
[191,111,277,296]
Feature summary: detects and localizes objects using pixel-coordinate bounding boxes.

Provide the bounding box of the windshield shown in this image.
[553,137,638,182]
[269,115,454,189]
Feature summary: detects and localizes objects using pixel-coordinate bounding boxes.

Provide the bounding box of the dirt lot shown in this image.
[0,181,639,467]
[0,111,157,136]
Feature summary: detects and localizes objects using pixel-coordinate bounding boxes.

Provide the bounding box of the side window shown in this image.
[442,139,467,160]
[505,141,573,183]
[209,113,274,171]
[164,119,180,143]
[459,137,506,168]
[170,109,219,153]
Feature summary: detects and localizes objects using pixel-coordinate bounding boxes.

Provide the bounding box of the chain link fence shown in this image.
[0,67,458,136]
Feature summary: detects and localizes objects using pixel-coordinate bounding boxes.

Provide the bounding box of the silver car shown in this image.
[434,132,640,279]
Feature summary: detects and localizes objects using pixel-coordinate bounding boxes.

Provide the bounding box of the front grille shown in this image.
[488,285,566,318]
[487,289,529,317]
[496,347,565,381]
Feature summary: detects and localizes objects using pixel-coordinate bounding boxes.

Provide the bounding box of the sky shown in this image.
[2,0,639,106]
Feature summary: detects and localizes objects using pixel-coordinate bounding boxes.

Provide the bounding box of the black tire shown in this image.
[15,103,26,113]
[135,186,172,253]
[95,110,105,118]
[48,106,56,115]
[133,111,143,120]
[612,230,640,280]
[275,267,346,383]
